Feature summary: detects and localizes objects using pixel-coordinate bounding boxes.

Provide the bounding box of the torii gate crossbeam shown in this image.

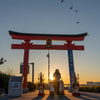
[9,30,87,90]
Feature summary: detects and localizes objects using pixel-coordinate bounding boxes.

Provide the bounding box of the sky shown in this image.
[0,0,100,84]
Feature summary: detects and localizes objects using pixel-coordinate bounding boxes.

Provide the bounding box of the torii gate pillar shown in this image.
[67,41,75,88]
[22,40,30,88]
[68,49,74,88]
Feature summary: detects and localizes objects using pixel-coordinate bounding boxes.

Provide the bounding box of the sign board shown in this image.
[74,86,79,89]
[12,82,20,89]
[74,86,79,93]
[68,50,75,88]
[39,86,44,93]
[46,37,52,48]
[39,86,43,89]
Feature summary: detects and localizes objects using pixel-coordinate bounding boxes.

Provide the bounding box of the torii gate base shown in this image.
[72,93,80,96]
[9,31,87,93]
[23,88,29,93]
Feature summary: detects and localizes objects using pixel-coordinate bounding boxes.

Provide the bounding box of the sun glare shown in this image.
[50,75,54,81]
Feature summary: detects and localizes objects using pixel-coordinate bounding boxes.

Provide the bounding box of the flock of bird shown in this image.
[61,0,80,24]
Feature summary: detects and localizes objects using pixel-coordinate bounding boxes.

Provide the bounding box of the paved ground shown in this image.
[0,90,100,100]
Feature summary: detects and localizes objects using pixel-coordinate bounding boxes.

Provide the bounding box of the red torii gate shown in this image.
[9,30,87,90]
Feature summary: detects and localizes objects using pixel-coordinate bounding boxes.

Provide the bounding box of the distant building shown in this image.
[79,81,100,86]
[87,81,100,86]
[87,81,93,85]
[79,84,87,86]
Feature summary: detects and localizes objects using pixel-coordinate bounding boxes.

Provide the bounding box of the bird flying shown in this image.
[70,6,73,10]
[61,0,64,3]
[77,21,79,24]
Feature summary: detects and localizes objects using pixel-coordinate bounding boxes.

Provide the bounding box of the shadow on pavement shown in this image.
[31,95,71,100]
[79,92,100,99]
[46,95,71,100]
[75,96,92,100]
[0,96,19,100]
[32,96,44,100]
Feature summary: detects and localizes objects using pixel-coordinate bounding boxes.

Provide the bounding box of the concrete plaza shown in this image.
[0,90,100,100]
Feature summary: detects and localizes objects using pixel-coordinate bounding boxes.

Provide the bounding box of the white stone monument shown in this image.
[8,76,23,97]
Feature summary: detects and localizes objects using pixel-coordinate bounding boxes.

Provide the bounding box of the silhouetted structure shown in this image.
[53,69,61,95]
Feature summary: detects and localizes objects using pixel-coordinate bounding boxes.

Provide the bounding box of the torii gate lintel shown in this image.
[11,42,84,50]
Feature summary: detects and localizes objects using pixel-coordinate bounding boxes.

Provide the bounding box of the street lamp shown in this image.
[20,62,34,83]
[29,63,34,83]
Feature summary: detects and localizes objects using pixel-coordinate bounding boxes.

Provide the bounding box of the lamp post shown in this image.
[20,62,34,83]
[29,63,34,83]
